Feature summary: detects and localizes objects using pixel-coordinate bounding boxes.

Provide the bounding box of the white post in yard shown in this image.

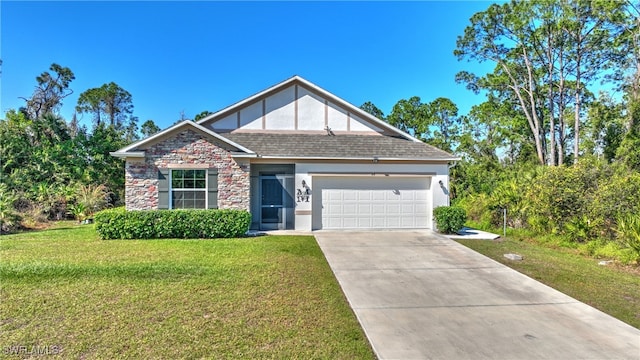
[503,208,507,238]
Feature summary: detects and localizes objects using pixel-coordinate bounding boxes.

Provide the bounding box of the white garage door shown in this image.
[314,177,431,229]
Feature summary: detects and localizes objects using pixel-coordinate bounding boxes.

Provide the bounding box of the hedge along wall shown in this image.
[94,208,252,239]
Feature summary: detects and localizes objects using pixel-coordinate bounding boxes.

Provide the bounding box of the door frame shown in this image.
[259,174,293,230]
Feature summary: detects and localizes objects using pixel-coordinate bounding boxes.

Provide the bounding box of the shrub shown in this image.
[455,193,493,230]
[616,214,640,260]
[579,238,640,265]
[525,165,591,234]
[0,184,21,233]
[76,184,111,217]
[94,208,252,240]
[589,171,640,240]
[564,215,601,243]
[433,206,467,234]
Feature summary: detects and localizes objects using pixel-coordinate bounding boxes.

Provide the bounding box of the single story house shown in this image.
[111,76,459,231]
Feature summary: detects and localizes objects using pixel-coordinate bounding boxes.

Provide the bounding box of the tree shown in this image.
[427,97,461,153]
[81,123,127,201]
[124,116,140,143]
[140,119,161,137]
[360,101,385,120]
[455,0,631,165]
[455,1,547,164]
[20,63,75,119]
[583,94,626,162]
[194,110,213,121]
[76,82,134,128]
[616,94,640,170]
[387,96,429,138]
[561,0,629,163]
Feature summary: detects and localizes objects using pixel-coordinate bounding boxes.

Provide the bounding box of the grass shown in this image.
[0,223,374,359]
[457,236,640,330]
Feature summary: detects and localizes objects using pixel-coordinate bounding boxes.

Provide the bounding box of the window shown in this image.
[170,169,207,209]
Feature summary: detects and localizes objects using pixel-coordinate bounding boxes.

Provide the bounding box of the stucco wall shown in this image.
[125,130,250,211]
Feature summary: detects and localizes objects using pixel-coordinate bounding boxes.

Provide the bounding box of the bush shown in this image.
[455,193,494,230]
[589,171,640,240]
[433,206,467,234]
[94,207,252,240]
[578,238,640,265]
[616,214,640,261]
[0,184,21,233]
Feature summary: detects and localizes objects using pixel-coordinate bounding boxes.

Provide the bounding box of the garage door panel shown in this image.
[343,192,357,201]
[414,206,428,215]
[401,217,415,227]
[401,204,415,213]
[316,177,432,230]
[387,217,401,227]
[400,191,415,200]
[371,204,386,215]
[372,217,387,228]
[342,203,357,215]
[358,204,371,214]
[327,203,343,214]
[387,204,400,214]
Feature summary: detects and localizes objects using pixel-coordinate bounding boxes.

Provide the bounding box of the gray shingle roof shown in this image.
[222,133,456,160]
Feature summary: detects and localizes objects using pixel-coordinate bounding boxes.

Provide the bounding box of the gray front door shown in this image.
[260,175,293,230]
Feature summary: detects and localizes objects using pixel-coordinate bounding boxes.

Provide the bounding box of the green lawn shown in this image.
[457,237,640,329]
[0,223,374,359]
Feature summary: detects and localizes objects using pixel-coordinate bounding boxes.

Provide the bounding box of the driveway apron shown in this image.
[314,230,640,360]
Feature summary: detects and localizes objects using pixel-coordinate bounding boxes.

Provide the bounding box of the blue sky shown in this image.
[2,1,495,130]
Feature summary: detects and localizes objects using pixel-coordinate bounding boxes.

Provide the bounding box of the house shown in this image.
[111,76,459,231]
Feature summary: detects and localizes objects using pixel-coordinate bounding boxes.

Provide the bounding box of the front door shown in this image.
[260,175,293,230]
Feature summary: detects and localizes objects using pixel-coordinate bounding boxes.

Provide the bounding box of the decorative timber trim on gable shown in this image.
[196,76,422,142]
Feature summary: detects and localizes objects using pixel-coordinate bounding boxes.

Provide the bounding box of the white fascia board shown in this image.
[255,155,460,162]
[309,172,436,177]
[230,153,259,158]
[110,151,145,158]
[112,120,255,155]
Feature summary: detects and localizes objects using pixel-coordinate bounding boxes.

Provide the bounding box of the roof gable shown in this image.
[110,120,254,158]
[197,76,420,141]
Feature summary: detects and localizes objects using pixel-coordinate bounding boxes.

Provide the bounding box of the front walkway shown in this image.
[314,230,640,360]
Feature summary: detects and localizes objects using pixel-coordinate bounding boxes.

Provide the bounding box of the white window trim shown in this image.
[169,169,208,210]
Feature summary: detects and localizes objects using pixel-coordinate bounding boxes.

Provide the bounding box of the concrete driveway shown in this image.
[314,230,640,360]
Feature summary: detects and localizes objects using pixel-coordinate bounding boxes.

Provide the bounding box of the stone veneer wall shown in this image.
[125,130,250,211]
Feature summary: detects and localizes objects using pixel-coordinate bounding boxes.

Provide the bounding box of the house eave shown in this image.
[252,155,460,162]
[110,151,145,159]
[230,153,259,158]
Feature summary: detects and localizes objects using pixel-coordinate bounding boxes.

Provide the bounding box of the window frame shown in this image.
[169,169,208,210]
